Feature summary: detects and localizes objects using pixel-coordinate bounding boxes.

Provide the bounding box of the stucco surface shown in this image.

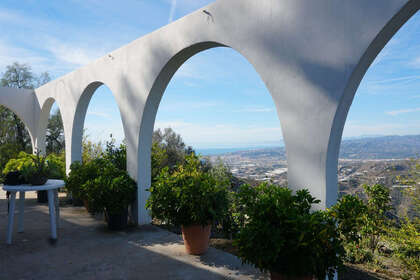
[1,0,419,224]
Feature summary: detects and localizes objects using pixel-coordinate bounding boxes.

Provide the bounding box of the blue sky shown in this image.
[0,1,419,149]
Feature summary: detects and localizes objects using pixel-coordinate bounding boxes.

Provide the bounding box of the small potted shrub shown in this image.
[82,162,137,230]
[234,183,344,280]
[3,152,33,184]
[146,154,229,255]
[21,151,50,202]
[65,159,105,208]
[21,151,49,186]
[3,151,50,202]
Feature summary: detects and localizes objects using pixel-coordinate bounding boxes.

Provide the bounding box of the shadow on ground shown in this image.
[0,196,266,280]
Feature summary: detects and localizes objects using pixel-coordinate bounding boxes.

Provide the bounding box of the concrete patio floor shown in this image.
[0,192,267,280]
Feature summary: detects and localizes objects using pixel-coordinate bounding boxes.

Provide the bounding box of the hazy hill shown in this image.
[215,135,420,159]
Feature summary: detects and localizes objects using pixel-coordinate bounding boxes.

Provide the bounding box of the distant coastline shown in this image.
[196,146,281,156]
[197,134,420,159]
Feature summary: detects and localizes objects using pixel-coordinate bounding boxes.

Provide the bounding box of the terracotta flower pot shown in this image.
[181,224,211,255]
[270,272,313,280]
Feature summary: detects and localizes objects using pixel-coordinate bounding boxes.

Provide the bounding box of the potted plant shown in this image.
[146,154,229,255]
[21,151,49,185]
[234,183,344,280]
[3,152,34,184]
[82,162,137,230]
[20,151,50,202]
[65,159,105,208]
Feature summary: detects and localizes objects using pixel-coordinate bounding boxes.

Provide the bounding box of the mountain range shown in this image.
[204,135,420,159]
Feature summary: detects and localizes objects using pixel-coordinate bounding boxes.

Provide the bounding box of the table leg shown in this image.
[47,190,57,240]
[6,192,16,244]
[54,189,60,228]
[18,191,25,233]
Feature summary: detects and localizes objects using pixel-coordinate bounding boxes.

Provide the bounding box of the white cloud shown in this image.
[410,56,420,68]
[369,75,420,85]
[173,61,205,80]
[44,38,105,67]
[0,40,48,73]
[168,0,177,23]
[386,107,420,116]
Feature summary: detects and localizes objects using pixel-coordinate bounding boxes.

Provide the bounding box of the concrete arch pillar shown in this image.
[0,87,40,153]
[68,82,104,170]
[324,0,420,209]
[34,98,56,155]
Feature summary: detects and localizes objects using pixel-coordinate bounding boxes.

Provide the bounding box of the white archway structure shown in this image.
[0,0,419,224]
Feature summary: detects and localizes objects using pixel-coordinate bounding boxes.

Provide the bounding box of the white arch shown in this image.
[0,0,417,224]
[136,42,286,223]
[35,97,67,156]
[0,87,39,151]
[325,0,420,208]
[70,81,128,166]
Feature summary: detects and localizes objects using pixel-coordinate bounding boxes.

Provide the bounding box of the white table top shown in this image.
[2,179,65,192]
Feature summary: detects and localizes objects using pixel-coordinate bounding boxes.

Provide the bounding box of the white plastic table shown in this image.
[3,179,65,244]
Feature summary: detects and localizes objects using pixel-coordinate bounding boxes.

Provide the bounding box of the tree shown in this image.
[0,62,52,151]
[361,184,392,254]
[0,62,52,173]
[46,109,65,155]
[82,131,103,163]
[152,128,194,171]
[0,63,35,153]
[1,62,35,89]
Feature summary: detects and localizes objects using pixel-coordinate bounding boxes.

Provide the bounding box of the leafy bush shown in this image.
[3,151,33,175]
[330,195,367,244]
[387,218,420,278]
[342,242,373,264]
[82,162,137,215]
[361,184,392,254]
[234,183,344,279]
[46,153,65,179]
[0,143,21,174]
[146,154,229,227]
[65,159,106,201]
[21,151,49,184]
[103,137,126,171]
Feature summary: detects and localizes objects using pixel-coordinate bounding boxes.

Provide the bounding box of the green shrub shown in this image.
[343,242,373,264]
[65,159,106,201]
[46,153,65,179]
[3,151,33,175]
[330,195,367,244]
[234,183,344,280]
[0,143,21,174]
[82,162,137,215]
[103,137,126,171]
[21,151,49,184]
[146,154,229,227]
[388,218,420,278]
[361,184,392,254]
